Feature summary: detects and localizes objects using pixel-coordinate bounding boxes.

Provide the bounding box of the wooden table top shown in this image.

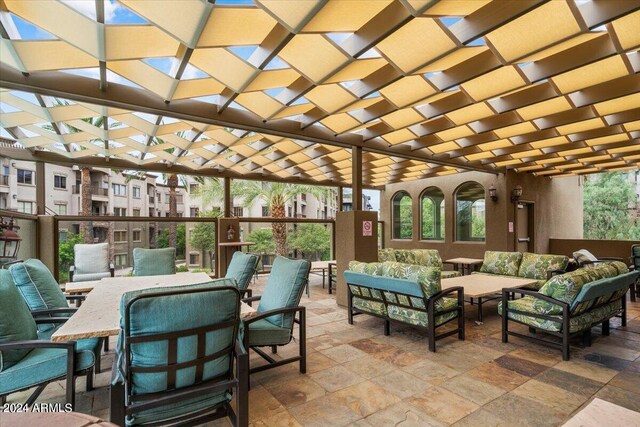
[64,272,212,294]
[441,274,539,298]
[218,241,255,247]
[444,257,484,265]
[310,260,336,270]
[52,273,256,342]
[561,398,640,427]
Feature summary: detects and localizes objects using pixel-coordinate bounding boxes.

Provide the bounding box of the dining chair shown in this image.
[0,269,97,409]
[242,256,310,377]
[69,242,114,282]
[110,283,248,427]
[7,258,105,372]
[131,247,176,276]
[225,252,259,298]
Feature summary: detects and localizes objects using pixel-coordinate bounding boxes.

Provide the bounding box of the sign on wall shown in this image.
[363,220,373,237]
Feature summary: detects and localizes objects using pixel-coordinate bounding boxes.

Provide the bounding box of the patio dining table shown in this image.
[52,273,256,343]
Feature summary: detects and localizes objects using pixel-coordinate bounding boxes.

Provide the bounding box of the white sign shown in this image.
[508,222,514,233]
[363,220,373,237]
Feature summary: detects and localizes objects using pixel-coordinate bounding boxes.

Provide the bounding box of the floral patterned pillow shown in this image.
[479,251,523,276]
[517,253,569,280]
[378,249,397,263]
[538,270,593,304]
[348,261,383,275]
[380,262,441,297]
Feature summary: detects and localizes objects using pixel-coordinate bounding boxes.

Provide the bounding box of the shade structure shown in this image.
[1,0,639,184]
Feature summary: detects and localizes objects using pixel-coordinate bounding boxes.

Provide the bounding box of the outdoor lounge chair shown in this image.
[0,269,97,409]
[131,247,176,276]
[6,258,105,372]
[242,256,310,378]
[110,283,248,427]
[69,242,114,282]
[630,244,640,302]
[225,251,259,298]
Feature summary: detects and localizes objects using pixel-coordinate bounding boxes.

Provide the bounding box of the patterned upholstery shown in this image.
[225,252,259,292]
[132,247,176,276]
[480,251,523,276]
[377,248,461,279]
[73,243,111,282]
[632,245,640,270]
[0,270,37,371]
[378,248,397,262]
[518,253,569,281]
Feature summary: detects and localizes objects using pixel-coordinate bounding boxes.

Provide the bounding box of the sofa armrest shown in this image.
[428,286,464,315]
[546,269,565,280]
[0,339,76,352]
[242,295,262,306]
[242,305,304,327]
[501,288,569,319]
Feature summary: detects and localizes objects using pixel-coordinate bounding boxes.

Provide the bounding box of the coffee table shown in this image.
[52,273,256,342]
[442,274,539,323]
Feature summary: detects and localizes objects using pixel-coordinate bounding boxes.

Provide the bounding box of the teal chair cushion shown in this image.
[0,270,38,371]
[132,248,176,276]
[8,259,68,332]
[257,257,310,329]
[225,252,259,291]
[74,243,110,276]
[0,345,95,395]
[247,319,291,347]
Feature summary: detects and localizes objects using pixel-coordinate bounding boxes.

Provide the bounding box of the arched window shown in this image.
[455,182,485,242]
[420,187,445,240]
[392,191,413,240]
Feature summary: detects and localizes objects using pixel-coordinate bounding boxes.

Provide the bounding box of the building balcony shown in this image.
[0,175,8,186]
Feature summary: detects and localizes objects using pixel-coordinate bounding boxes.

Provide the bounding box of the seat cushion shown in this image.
[387,297,458,328]
[8,259,68,332]
[74,243,110,275]
[132,247,176,276]
[480,251,523,276]
[0,270,38,371]
[0,345,95,394]
[246,319,292,347]
[573,249,598,266]
[224,252,259,291]
[257,257,310,329]
[518,253,569,281]
[73,271,112,282]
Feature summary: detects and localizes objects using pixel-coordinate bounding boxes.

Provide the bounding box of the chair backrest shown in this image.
[257,257,310,329]
[517,252,569,280]
[8,259,68,332]
[348,260,441,298]
[118,281,240,398]
[479,251,523,276]
[0,269,38,371]
[74,243,110,275]
[378,248,397,262]
[224,252,259,291]
[132,247,176,276]
[631,244,640,269]
[394,249,443,268]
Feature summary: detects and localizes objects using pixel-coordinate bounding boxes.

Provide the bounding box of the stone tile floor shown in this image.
[6,275,640,426]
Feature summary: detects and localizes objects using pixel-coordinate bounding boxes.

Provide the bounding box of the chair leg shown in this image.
[622,295,627,327]
[630,283,636,303]
[299,308,306,374]
[236,352,249,427]
[529,327,536,334]
[384,319,390,336]
[110,359,126,427]
[104,337,109,352]
[562,317,570,361]
[582,329,592,347]
[271,345,277,354]
[602,319,610,336]
[501,293,509,343]
[86,367,94,392]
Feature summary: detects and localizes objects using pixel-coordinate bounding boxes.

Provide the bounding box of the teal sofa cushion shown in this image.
[247,319,292,347]
[225,252,259,291]
[0,270,38,371]
[132,247,176,276]
[257,257,310,329]
[480,251,523,276]
[9,259,68,332]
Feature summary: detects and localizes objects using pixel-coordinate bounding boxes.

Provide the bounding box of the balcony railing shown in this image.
[148,195,155,204]
[0,175,8,185]
[71,185,109,196]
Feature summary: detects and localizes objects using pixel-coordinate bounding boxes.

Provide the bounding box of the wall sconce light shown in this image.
[511,185,523,204]
[488,185,498,202]
[0,217,21,265]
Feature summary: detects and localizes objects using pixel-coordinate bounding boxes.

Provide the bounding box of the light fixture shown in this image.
[488,185,498,202]
[0,217,21,265]
[511,185,523,204]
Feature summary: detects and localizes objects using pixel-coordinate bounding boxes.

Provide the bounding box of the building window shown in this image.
[114,207,126,216]
[55,203,67,215]
[189,184,198,193]
[17,201,33,214]
[175,195,184,204]
[455,182,486,242]
[132,209,140,216]
[114,254,127,266]
[190,207,200,217]
[262,206,269,217]
[112,184,126,196]
[189,253,200,265]
[114,231,127,242]
[392,191,412,240]
[420,187,445,241]
[132,230,142,242]
[233,207,243,217]
[132,186,141,199]
[54,175,67,189]
[156,192,161,203]
[17,169,33,185]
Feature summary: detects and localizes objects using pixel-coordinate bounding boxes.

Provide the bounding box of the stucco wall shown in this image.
[381,172,582,258]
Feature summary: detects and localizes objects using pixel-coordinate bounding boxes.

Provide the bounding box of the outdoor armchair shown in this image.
[70,242,114,282]
[242,256,310,378]
[225,251,259,298]
[110,283,247,427]
[0,269,96,409]
[131,247,176,276]
[629,244,640,302]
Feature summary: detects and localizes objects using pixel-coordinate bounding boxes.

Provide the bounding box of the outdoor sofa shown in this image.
[378,248,461,279]
[500,261,637,360]
[344,261,464,352]
[474,250,570,290]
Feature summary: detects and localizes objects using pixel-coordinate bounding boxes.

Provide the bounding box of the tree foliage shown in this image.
[58,231,84,282]
[288,223,331,261]
[247,228,276,254]
[157,224,186,257]
[190,212,217,268]
[583,172,640,240]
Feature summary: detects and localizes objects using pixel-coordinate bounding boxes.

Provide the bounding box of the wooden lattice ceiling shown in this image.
[1,0,639,185]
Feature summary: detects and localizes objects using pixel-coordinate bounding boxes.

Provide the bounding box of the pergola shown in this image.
[1,0,639,202]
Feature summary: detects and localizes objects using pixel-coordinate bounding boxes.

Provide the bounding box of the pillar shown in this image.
[36,161,45,215]
[223,177,231,218]
[351,147,363,211]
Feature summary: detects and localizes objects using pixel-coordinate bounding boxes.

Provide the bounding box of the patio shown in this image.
[3,274,640,427]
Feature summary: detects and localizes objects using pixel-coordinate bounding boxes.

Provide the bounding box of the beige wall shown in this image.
[381,172,583,258]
